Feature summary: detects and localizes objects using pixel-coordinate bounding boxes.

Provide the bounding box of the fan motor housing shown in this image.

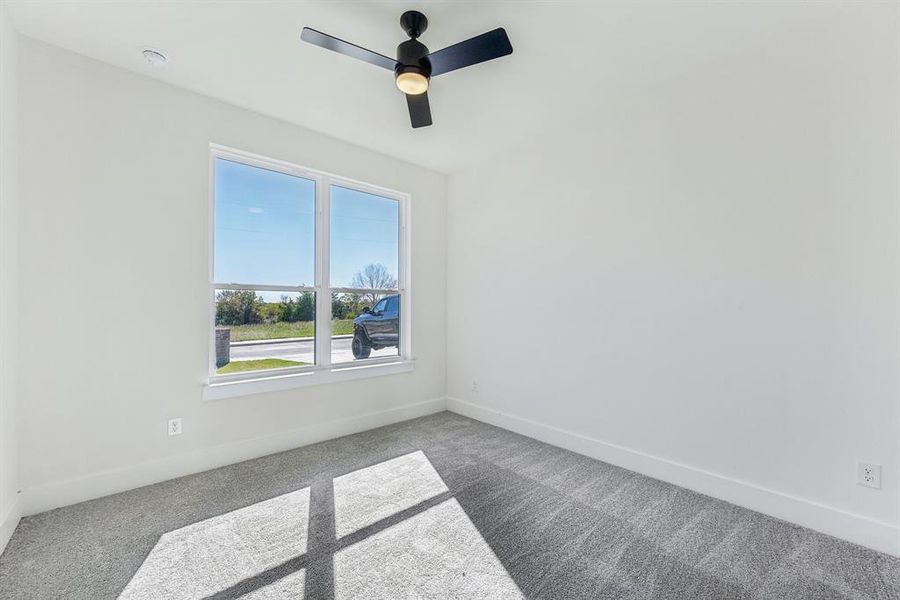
[396,39,431,78]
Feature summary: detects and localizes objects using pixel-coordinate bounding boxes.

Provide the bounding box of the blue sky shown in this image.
[214,158,398,299]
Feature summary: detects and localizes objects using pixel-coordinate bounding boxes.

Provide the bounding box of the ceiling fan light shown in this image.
[396,71,429,95]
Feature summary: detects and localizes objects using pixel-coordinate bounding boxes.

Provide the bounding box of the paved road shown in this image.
[230,337,397,365]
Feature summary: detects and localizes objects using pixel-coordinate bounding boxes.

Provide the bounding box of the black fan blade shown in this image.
[300,27,397,71]
[406,92,432,128]
[428,28,512,77]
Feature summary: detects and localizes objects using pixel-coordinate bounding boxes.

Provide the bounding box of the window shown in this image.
[207,146,411,398]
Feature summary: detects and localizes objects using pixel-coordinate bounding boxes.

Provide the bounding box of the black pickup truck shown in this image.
[351,294,400,359]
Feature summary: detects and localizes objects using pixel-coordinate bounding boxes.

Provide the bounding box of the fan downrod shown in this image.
[400,11,428,39]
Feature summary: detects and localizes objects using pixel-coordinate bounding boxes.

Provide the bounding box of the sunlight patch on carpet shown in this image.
[118,488,310,599]
[334,498,524,600]
[333,450,449,538]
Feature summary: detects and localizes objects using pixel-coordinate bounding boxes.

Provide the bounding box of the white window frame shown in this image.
[204,144,413,400]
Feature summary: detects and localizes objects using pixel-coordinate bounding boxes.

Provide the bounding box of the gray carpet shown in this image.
[1,412,898,599]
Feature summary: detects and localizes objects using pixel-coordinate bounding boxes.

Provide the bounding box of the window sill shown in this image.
[203,359,415,401]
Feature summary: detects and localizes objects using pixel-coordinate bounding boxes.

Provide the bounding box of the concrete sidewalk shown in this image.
[231,334,353,347]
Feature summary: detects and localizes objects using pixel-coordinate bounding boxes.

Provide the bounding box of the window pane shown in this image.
[329,186,399,290]
[215,289,315,374]
[332,292,400,364]
[214,158,315,286]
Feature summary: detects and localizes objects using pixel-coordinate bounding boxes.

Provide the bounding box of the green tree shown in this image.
[331,292,362,319]
[258,302,281,323]
[296,292,315,321]
[215,290,263,326]
[278,295,295,322]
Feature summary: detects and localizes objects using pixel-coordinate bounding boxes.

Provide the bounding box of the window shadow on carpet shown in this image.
[117,451,523,600]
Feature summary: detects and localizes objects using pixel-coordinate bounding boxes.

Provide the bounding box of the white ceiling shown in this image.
[6,1,827,173]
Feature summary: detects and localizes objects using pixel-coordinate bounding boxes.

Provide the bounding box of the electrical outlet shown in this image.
[168,418,183,437]
[471,381,479,394]
[857,461,881,489]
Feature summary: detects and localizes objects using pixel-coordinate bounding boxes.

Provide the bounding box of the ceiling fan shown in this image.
[300,11,513,129]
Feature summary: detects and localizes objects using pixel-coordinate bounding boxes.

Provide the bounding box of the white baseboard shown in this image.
[22,397,447,517]
[0,497,21,555]
[447,396,900,557]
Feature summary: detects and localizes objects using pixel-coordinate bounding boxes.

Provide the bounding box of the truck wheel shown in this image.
[352,333,372,359]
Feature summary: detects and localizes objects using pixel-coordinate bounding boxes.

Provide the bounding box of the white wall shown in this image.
[0,3,20,552]
[447,4,900,554]
[16,38,446,512]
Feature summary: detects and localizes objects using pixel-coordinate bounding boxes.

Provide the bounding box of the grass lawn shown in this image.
[216,358,306,374]
[226,319,354,342]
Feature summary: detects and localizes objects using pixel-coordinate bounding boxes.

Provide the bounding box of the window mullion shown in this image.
[399,193,410,361]
[214,283,316,293]
[315,176,331,367]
